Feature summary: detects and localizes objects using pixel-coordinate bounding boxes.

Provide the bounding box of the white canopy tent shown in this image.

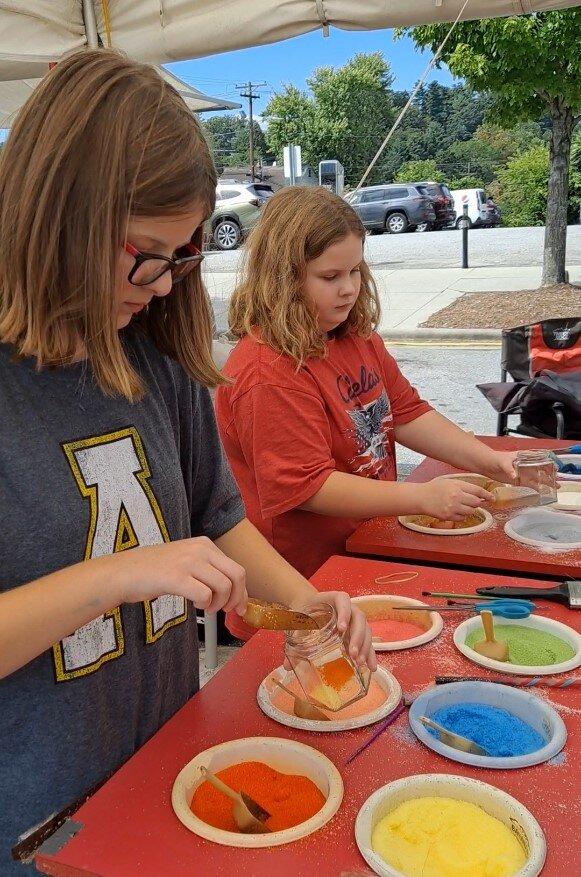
[0,1,579,82]
[0,66,240,128]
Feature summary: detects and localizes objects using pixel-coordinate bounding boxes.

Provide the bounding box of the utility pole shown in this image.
[236,81,266,181]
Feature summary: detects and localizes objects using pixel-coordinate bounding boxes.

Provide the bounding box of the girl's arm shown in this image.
[0,538,247,680]
[394,410,517,483]
[216,519,376,669]
[300,470,490,520]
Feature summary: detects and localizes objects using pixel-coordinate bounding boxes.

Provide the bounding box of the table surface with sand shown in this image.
[36,556,580,877]
[347,436,581,580]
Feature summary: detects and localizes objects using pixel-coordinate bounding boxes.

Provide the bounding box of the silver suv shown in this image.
[216,181,274,207]
[348,184,436,234]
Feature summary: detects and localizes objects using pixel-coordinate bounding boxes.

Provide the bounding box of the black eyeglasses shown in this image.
[124,239,204,286]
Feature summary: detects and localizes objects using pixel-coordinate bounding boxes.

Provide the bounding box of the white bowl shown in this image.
[172,736,343,847]
[505,508,581,550]
[409,680,567,769]
[399,508,493,536]
[355,774,546,877]
[454,614,581,675]
[257,665,402,732]
[552,482,581,511]
[352,594,443,652]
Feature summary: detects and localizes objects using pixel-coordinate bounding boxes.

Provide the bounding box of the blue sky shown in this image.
[167,27,455,119]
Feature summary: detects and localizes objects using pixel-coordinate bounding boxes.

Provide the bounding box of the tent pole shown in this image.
[82,0,100,48]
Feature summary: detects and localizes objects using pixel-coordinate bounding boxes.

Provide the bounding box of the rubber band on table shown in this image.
[373,571,420,585]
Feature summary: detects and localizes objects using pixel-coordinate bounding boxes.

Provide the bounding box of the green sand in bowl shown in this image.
[465,624,575,666]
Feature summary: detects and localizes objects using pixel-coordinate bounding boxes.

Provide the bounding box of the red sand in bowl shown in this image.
[370,618,426,642]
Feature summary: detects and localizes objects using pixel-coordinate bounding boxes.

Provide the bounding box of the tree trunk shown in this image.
[542,97,575,286]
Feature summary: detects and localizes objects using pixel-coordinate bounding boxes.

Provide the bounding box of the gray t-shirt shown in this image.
[0,329,244,873]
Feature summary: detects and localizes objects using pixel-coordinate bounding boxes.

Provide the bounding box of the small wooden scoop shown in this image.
[472,609,509,662]
[271,677,331,722]
[420,716,488,756]
[242,598,319,631]
[199,766,271,834]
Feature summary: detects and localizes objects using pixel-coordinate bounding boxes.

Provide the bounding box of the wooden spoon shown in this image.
[199,766,271,834]
[419,716,488,756]
[271,677,331,722]
[472,609,509,662]
[242,598,319,631]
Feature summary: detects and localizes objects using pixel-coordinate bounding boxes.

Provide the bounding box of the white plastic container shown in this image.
[454,614,581,675]
[355,774,546,877]
[504,508,581,551]
[352,594,443,652]
[172,737,343,848]
[408,680,566,769]
[257,665,401,732]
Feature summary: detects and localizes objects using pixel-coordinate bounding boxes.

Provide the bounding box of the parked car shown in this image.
[347,184,436,234]
[204,200,261,251]
[216,180,275,207]
[413,181,456,230]
[451,188,501,228]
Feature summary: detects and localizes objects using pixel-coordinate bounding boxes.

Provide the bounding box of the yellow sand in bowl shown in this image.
[372,797,526,877]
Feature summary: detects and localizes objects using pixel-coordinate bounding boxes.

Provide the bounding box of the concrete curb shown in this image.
[379,327,502,343]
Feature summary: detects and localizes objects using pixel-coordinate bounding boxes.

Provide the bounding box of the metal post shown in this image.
[289,149,296,186]
[204,611,218,671]
[81,0,100,47]
[461,203,469,269]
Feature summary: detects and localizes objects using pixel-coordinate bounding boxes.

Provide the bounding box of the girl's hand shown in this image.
[111,537,248,615]
[478,450,519,484]
[296,590,377,672]
[417,478,492,521]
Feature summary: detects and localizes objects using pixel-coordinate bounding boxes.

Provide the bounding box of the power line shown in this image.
[236,81,266,180]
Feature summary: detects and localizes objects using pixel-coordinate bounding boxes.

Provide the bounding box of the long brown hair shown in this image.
[0,49,220,399]
[229,186,380,364]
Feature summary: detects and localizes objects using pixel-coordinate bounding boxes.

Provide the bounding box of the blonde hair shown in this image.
[0,49,220,399]
[229,186,380,363]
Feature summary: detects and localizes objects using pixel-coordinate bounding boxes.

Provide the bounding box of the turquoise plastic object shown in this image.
[409,681,566,769]
[471,599,534,619]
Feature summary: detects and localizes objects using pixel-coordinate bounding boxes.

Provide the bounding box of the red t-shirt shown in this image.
[215,331,431,639]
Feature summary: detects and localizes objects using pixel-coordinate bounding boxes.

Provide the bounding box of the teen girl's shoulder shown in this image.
[220,334,320,401]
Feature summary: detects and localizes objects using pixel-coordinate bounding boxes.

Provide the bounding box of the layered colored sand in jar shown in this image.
[270,674,387,720]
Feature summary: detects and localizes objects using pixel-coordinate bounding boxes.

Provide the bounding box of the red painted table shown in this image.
[347,437,581,580]
[36,556,580,877]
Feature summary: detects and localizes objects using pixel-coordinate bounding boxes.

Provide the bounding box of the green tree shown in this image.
[202,114,271,171]
[448,175,486,191]
[264,53,394,185]
[395,159,443,182]
[497,145,550,227]
[402,10,581,284]
[570,129,581,221]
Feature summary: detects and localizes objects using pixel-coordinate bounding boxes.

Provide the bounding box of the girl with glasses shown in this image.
[0,50,375,874]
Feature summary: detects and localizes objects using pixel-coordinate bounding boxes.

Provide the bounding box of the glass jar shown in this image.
[284,602,371,712]
[514,450,557,505]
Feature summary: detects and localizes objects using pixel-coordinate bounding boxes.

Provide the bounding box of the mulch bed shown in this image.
[420,284,580,329]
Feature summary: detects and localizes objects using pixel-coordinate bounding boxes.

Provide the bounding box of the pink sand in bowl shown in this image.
[269,675,388,720]
[370,617,426,642]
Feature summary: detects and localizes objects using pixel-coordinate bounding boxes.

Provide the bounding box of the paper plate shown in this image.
[504,508,581,550]
[399,508,493,536]
[172,736,343,847]
[408,680,567,769]
[257,666,401,732]
[454,614,581,676]
[551,482,581,511]
[352,594,443,651]
[355,774,546,877]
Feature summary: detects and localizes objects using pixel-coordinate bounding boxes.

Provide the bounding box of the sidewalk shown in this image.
[204,263,581,340]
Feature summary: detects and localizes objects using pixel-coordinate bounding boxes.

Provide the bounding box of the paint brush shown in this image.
[422,591,496,601]
[435,675,580,689]
[344,698,410,766]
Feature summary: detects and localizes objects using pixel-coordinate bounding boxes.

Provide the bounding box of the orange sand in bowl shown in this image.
[370,618,427,642]
[270,675,388,720]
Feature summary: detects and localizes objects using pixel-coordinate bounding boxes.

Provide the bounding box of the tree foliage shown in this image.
[395,159,443,183]
[202,114,271,171]
[497,145,550,227]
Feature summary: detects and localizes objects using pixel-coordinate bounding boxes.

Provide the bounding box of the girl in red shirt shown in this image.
[215,187,516,639]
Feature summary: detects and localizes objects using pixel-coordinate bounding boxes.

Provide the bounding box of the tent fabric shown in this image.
[0,66,240,127]
[0,1,579,80]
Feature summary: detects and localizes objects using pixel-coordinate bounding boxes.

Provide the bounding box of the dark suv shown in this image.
[347,185,436,234]
[414,181,456,230]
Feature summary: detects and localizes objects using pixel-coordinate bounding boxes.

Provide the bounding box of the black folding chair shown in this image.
[477,318,581,440]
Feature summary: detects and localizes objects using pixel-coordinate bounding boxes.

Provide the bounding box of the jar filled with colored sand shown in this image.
[285,602,371,711]
[465,624,575,666]
[190,761,326,832]
[371,797,526,877]
[426,703,546,757]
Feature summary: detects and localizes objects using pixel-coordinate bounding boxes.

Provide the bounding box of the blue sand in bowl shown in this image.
[427,702,546,757]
